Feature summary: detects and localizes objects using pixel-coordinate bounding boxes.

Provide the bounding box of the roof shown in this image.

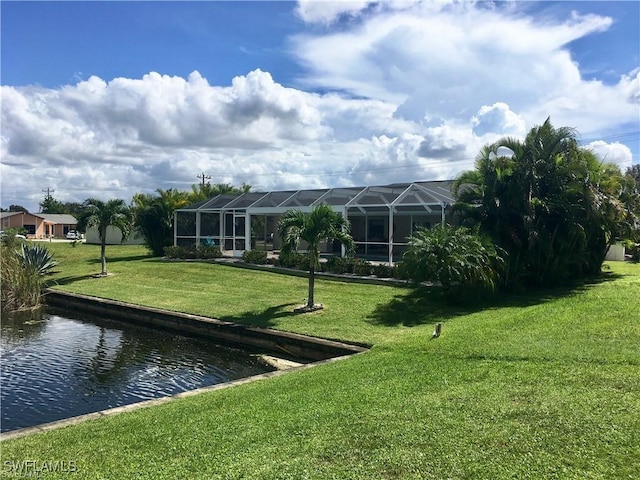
[1,211,24,219]
[36,214,78,224]
[0,211,77,223]
[176,180,455,213]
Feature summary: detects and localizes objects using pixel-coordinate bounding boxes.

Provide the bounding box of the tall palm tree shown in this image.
[83,198,133,276]
[278,204,354,312]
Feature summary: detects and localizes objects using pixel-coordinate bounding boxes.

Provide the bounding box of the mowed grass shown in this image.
[2,242,639,479]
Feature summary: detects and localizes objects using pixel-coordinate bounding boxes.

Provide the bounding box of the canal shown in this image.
[0,308,275,433]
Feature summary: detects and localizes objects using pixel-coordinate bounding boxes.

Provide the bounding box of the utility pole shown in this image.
[197,172,211,186]
[41,187,55,239]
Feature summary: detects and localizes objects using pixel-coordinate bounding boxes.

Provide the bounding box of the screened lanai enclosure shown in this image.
[174,180,456,264]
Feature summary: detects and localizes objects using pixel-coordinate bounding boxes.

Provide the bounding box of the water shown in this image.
[0,309,275,433]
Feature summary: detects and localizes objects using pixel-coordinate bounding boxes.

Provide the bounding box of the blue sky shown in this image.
[1,1,639,212]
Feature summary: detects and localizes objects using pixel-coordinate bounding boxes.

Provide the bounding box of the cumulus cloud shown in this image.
[587,141,633,170]
[472,103,526,138]
[1,1,637,212]
[291,0,635,140]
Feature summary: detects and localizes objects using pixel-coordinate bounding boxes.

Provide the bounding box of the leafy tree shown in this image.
[39,194,65,214]
[82,198,133,276]
[132,189,190,256]
[189,183,251,202]
[278,204,354,311]
[8,205,28,212]
[626,164,640,185]
[453,118,633,287]
[402,225,504,297]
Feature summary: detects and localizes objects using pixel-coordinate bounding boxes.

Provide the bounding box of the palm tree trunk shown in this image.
[100,240,107,275]
[307,263,315,309]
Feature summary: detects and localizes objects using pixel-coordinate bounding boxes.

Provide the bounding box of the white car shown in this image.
[0,230,26,240]
[66,230,84,240]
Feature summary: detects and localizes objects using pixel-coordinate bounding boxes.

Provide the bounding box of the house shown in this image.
[0,212,78,239]
[174,180,456,264]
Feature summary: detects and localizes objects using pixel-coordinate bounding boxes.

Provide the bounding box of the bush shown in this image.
[196,244,222,259]
[1,244,43,312]
[353,258,372,276]
[277,251,309,270]
[323,256,372,275]
[163,245,196,259]
[242,250,268,265]
[372,263,393,278]
[18,243,58,276]
[402,225,504,297]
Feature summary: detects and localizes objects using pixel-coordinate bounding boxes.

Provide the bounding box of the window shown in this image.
[24,224,36,235]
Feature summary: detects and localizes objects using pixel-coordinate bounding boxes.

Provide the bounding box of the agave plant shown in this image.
[17,243,59,276]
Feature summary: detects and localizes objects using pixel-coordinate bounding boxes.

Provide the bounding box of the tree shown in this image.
[40,194,65,214]
[626,165,640,185]
[82,198,133,276]
[453,118,632,287]
[402,225,504,298]
[132,189,190,256]
[278,204,354,312]
[9,205,29,212]
[189,183,251,202]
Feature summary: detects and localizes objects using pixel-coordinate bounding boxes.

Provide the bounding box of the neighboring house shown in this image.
[0,212,77,239]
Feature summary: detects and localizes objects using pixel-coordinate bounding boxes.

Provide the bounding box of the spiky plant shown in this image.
[17,243,59,276]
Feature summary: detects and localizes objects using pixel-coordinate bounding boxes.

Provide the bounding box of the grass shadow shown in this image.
[85,254,154,264]
[367,271,624,328]
[44,274,97,288]
[218,303,299,329]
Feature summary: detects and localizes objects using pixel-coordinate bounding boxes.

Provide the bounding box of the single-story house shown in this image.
[0,212,77,239]
[174,180,456,264]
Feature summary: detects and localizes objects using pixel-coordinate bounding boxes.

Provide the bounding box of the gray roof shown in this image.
[177,180,455,213]
[36,214,77,224]
[1,211,77,223]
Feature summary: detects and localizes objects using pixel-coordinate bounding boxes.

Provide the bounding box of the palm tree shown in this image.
[278,204,354,312]
[83,198,133,276]
[132,189,190,256]
[453,118,631,287]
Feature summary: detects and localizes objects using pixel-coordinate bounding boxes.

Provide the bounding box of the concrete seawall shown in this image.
[44,289,368,361]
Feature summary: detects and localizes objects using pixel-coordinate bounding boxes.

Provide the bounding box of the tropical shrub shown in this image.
[17,243,59,276]
[372,263,394,278]
[453,118,637,287]
[163,246,196,259]
[196,244,222,259]
[353,259,373,276]
[277,251,309,270]
[242,250,268,265]
[132,189,190,257]
[402,225,504,296]
[0,244,43,312]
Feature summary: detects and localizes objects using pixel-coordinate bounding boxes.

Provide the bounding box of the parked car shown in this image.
[66,230,84,240]
[0,230,27,240]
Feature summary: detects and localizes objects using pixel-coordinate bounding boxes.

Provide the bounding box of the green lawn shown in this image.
[2,243,639,479]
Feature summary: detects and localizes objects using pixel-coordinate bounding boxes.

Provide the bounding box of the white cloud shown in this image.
[472,103,526,138]
[587,141,633,170]
[1,2,638,213]
[295,0,374,25]
[292,0,634,140]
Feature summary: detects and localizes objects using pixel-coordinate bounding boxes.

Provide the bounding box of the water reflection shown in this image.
[1,309,274,433]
